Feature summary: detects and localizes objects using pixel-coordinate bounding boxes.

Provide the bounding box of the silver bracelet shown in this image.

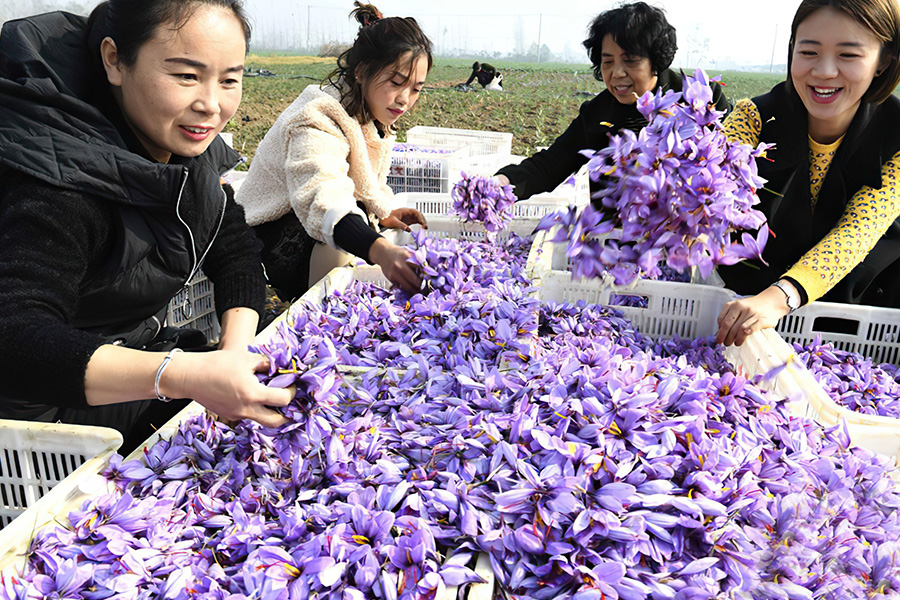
[154,348,183,402]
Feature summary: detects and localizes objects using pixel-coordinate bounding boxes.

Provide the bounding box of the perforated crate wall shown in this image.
[534,271,736,341]
[386,145,465,195]
[776,302,900,365]
[449,154,589,211]
[396,191,584,222]
[167,271,221,344]
[0,421,121,528]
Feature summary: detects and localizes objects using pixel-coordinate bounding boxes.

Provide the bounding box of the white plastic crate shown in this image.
[387,144,468,194]
[167,270,220,344]
[536,270,737,340]
[448,153,523,195]
[406,126,513,157]
[449,154,590,210]
[397,215,539,246]
[0,406,197,574]
[775,301,900,365]
[0,400,491,600]
[256,265,389,347]
[397,191,583,222]
[0,420,122,528]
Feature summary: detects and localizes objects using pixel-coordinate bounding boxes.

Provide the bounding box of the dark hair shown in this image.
[87,0,252,68]
[787,0,900,104]
[582,1,677,81]
[327,2,433,123]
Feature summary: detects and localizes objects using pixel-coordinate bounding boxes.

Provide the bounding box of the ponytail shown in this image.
[350,2,383,27]
[326,1,433,124]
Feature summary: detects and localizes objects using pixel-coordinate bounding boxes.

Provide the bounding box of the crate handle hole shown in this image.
[609,293,649,309]
[811,316,861,336]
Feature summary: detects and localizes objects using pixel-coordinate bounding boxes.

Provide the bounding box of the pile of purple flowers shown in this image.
[4,236,900,600]
[392,143,455,154]
[794,338,900,419]
[256,232,538,374]
[539,70,771,284]
[450,172,517,233]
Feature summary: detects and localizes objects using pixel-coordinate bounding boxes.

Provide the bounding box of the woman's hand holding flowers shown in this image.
[159,350,292,428]
[716,286,790,346]
[368,237,422,294]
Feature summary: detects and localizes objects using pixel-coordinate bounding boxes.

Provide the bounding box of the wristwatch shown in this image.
[772,280,800,313]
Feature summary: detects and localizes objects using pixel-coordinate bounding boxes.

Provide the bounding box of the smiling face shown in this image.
[791,7,887,143]
[361,52,429,128]
[101,4,245,163]
[599,34,658,105]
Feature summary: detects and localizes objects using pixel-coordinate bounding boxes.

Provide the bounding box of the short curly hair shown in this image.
[583,1,677,81]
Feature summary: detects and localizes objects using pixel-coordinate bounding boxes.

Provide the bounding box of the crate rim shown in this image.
[0,420,123,572]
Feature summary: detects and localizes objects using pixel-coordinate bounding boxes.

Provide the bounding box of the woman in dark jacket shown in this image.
[496,1,730,200]
[0,0,292,441]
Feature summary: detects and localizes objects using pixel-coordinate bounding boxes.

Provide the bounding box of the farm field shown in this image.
[228,55,786,166]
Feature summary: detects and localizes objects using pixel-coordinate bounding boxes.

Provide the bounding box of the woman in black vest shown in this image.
[0,0,292,443]
[716,0,900,346]
[495,2,729,200]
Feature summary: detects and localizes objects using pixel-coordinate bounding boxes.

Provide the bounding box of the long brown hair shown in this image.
[325,2,433,124]
[787,0,900,103]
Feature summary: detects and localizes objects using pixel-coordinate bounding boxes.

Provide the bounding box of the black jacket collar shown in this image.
[0,11,240,208]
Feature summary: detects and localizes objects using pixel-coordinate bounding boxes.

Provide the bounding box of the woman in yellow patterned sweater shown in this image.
[716,0,900,346]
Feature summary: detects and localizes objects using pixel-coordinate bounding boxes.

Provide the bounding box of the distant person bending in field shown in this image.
[463,61,503,91]
[716,0,900,346]
[495,1,729,200]
[235,1,430,301]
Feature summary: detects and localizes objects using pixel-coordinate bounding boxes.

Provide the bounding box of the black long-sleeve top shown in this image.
[496,69,731,200]
[0,171,265,409]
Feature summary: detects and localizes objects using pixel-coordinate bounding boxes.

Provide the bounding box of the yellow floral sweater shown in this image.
[724,99,900,302]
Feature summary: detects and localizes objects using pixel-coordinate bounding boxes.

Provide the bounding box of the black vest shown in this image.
[0,12,241,346]
[719,83,900,308]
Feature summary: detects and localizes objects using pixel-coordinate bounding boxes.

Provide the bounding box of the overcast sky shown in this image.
[3,1,795,70]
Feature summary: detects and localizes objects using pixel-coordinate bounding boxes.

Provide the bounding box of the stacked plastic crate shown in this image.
[387,126,514,198]
[386,143,467,194]
[405,125,513,157]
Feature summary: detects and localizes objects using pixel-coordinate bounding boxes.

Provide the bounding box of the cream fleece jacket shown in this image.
[235,84,396,248]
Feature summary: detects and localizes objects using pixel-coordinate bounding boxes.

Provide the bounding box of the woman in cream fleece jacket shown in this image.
[236,2,431,300]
